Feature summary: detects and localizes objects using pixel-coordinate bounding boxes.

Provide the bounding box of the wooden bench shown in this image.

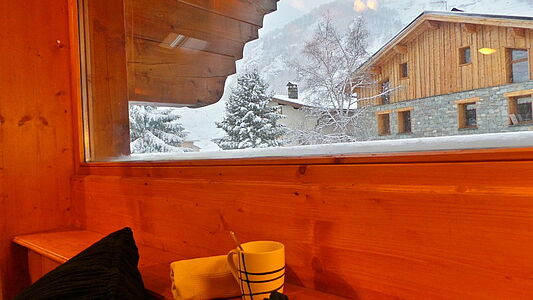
[14,231,348,300]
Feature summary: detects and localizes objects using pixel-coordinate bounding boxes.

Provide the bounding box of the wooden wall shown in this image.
[0,0,76,298]
[72,151,533,299]
[359,21,533,106]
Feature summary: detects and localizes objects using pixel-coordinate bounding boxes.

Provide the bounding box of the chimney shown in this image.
[287,82,298,99]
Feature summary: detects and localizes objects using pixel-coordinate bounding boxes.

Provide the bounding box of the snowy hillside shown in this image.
[177,0,533,149]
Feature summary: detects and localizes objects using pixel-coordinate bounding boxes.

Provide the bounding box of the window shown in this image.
[398,109,412,134]
[508,49,529,83]
[456,98,479,129]
[508,93,533,125]
[77,0,533,162]
[381,79,390,105]
[459,47,471,65]
[400,63,408,79]
[377,112,391,136]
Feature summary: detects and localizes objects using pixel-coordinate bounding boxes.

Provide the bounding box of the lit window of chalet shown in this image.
[400,63,408,79]
[377,112,391,135]
[459,47,471,65]
[381,79,390,105]
[508,49,530,83]
[398,109,412,134]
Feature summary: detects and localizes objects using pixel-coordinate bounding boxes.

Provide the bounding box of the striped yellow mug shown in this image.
[227,241,285,300]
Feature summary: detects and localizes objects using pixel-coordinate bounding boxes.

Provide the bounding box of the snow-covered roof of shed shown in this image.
[357,11,533,72]
[271,95,309,108]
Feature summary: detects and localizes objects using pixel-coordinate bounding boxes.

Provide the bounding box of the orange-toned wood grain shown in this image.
[15,231,347,299]
[71,157,533,300]
[359,23,531,106]
[0,0,76,298]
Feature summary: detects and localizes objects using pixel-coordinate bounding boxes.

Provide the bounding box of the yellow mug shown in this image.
[227,241,285,300]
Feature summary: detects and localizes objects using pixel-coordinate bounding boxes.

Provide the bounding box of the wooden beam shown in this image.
[393,44,407,55]
[462,23,478,33]
[85,0,131,160]
[426,20,440,30]
[510,27,526,38]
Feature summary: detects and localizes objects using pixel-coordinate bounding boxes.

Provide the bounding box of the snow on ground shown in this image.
[121,131,533,161]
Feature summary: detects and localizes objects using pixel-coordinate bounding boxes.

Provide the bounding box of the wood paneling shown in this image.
[15,231,349,299]
[359,21,532,107]
[0,0,76,297]
[72,156,533,299]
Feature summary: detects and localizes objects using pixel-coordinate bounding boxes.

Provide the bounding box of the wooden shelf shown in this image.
[14,230,347,300]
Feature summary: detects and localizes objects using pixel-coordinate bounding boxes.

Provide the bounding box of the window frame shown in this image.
[397,108,413,134]
[507,48,530,83]
[68,1,533,167]
[377,111,392,136]
[459,46,472,66]
[505,89,533,126]
[455,97,480,129]
[399,62,409,79]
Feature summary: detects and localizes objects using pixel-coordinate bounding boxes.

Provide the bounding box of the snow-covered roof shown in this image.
[358,11,533,72]
[271,95,309,108]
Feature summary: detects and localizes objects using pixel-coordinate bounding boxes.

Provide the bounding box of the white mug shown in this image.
[227,241,285,300]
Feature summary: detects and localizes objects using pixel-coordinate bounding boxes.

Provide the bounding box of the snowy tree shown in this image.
[216,70,285,150]
[129,104,189,153]
[287,15,395,144]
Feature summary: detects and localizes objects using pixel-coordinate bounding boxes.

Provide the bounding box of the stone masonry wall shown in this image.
[356,81,533,141]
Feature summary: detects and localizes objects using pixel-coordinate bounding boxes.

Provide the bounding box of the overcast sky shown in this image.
[261,0,335,33]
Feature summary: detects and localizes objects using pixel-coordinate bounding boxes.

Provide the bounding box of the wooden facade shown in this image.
[358,13,533,106]
[2,2,533,300]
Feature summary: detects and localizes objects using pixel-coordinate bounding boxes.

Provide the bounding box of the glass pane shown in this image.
[79,1,533,161]
[402,111,411,132]
[512,60,530,83]
[463,48,471,64]
[465,104,477,127]
[512,49,528,61]
[517,98,532,123]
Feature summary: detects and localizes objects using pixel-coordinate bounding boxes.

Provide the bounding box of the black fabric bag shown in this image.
[15,227,148,300]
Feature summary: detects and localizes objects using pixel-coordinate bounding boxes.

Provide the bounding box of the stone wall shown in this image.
[356,81,533,141]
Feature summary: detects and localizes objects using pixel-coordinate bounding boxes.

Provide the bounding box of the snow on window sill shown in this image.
[108,131,533,162]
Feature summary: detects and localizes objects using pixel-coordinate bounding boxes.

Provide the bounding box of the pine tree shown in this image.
[129,104,189,153]
[216,70,285,150]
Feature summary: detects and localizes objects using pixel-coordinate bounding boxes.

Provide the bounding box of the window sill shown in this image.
[79,131,533,167]
[509,122,533,127]
[459,63,472,67]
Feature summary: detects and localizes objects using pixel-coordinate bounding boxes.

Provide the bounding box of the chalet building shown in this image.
[356,12,533,140]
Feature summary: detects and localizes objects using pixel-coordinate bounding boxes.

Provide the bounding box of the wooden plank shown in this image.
[71,157,533,299]
[0,0,75,297]
[131,76,227,106]
[84,0,131,159]
[128,0,260,44]
[128,37,237,78]
[14,230,347,300]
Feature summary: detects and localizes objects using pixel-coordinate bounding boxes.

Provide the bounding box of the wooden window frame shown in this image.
[506,48,530,83]
[455,97,480,129]
[67,2,533,168]
[377,111,392,136]
[505,89,533,126]
[397,108,413,134]
[459,46,472,66]
[399,62,409,79]
[380,79,391,105]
